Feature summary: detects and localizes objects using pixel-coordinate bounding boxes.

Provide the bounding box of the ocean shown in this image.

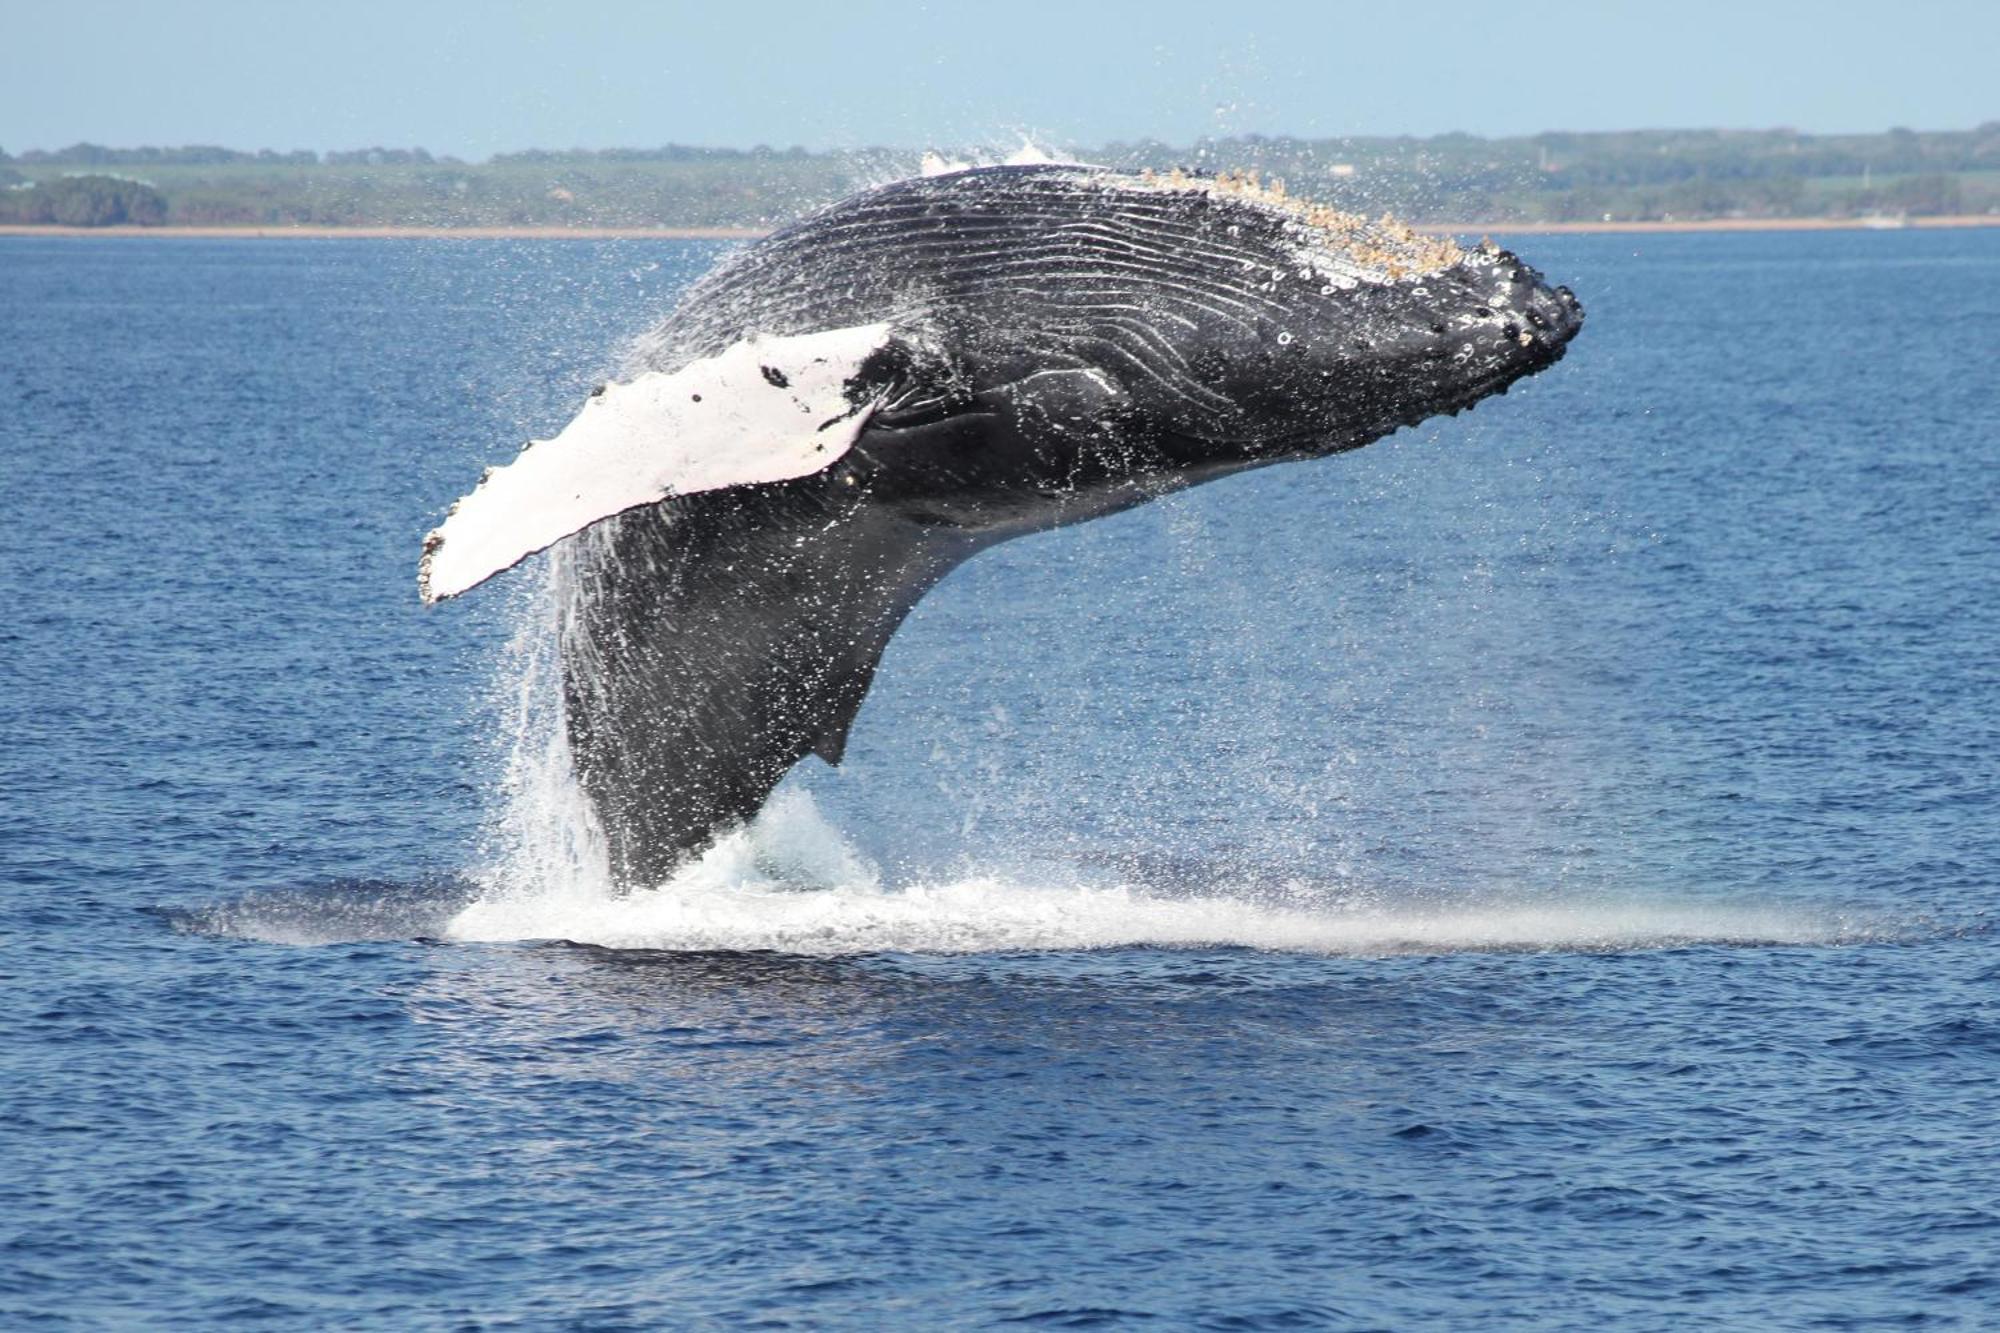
[3,227,1996,1328]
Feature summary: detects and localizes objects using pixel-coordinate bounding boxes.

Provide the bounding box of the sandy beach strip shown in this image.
[1417,215,1999,236]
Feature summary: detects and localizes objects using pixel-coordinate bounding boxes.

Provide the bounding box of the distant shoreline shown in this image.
[0,224,769,240]
[1435,215,1999,235]
[2,216,1995,240]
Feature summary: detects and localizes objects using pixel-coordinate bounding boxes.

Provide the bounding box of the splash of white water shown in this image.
[449,866,1878,960]
[453,674,1879,955]
[468,553,615,906]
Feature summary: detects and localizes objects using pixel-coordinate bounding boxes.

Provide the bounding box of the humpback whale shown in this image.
[421,163,1584,887]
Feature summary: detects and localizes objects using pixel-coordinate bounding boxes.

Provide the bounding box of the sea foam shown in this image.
[451,780,1880,956]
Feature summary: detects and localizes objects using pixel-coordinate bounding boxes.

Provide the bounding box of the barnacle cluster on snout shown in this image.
[1128,165,1465,285]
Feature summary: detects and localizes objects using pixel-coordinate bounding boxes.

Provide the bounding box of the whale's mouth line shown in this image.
[1247,342,1577,461]
[1444,337,1574,412]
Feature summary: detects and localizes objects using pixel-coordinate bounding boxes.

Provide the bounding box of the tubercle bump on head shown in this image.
[1129,165,1464,280]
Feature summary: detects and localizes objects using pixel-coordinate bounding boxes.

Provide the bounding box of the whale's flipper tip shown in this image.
[417,528,447,605]
[417,324,896,603]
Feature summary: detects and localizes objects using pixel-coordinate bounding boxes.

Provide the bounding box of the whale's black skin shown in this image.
[556,165,1584,887]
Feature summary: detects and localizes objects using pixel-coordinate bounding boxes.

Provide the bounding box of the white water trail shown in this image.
[452,822,1881,958]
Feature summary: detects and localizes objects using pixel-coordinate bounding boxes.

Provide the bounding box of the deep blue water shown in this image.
[3,228,1997,1328]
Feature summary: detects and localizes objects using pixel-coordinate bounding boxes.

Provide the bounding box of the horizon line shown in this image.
[7,121,1997,166]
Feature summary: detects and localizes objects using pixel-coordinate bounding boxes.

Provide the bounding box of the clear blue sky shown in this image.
[4,0,1993,158]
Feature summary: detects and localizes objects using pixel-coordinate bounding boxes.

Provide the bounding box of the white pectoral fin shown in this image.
[419,323,893,604]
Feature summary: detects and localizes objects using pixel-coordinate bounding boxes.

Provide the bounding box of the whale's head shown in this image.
[733,165,1586,481]
[1208,246,1584,459]
[1052,169,1585,461]
[421,164,1587,605]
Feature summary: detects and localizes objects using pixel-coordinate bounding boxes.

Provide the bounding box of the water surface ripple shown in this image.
[3,231,1996,1328]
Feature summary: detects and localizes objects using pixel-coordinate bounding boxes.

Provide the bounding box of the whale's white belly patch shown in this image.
[419,322,892,604]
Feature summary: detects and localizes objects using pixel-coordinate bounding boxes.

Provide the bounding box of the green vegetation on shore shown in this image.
[2,125,1995,229]
[0,173,167,226]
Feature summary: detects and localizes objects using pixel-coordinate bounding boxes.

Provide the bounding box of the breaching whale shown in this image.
[421,163,1584,887]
